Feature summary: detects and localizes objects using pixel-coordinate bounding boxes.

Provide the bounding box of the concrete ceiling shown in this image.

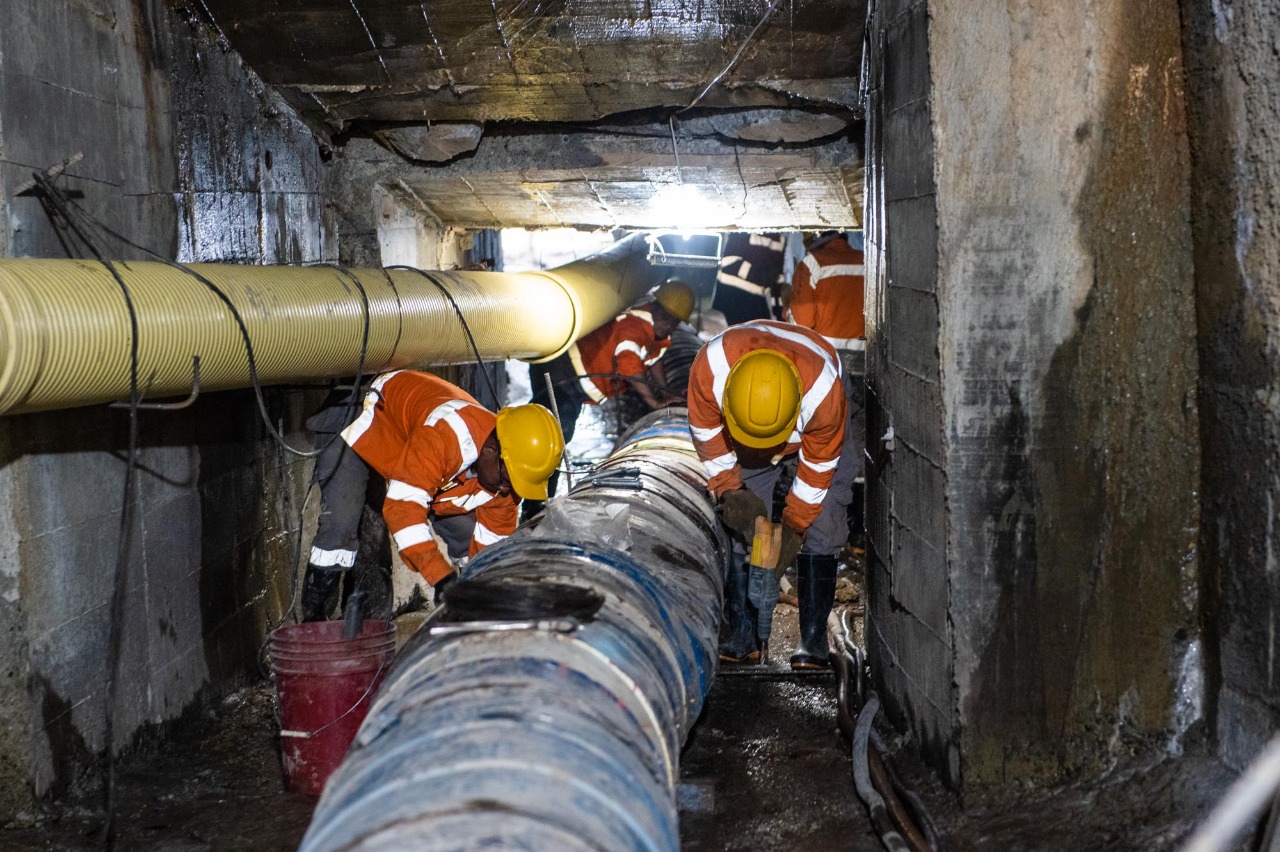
[191,0,866,229]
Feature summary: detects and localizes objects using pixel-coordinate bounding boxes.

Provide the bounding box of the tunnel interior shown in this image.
[2,0,1280,849]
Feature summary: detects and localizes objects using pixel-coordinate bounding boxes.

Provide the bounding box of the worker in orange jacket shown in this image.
[301,370,563,621]
[788,230,867,551]
[688,320,858,669]
[523,278,695,518]
[788,231,866,351]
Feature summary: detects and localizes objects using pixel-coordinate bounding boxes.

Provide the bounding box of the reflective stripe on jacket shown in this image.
[567,305,670,402]
[788,235,866,349]
[340,370,516,584]
[688,321,846,533]
[717,232,786,296]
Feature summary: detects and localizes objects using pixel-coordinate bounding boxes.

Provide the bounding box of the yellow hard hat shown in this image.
[495,403,564,500]
[723,349,802,449]
[654,278,695,322]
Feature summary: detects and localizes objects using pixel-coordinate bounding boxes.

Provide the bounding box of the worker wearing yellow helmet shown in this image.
[523,277,695,519]
[300,370,562,621]
[687,320,857,670]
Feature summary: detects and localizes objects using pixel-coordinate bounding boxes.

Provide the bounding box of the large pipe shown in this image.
[0,234,660,415]
[300,409,727,851]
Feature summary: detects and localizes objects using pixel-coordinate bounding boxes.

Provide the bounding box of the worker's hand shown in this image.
[772,526,804,581]
[719,488,767,542]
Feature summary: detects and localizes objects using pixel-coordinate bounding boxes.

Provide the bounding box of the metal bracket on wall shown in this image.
[12,153,86,198]
[110,356,202,411]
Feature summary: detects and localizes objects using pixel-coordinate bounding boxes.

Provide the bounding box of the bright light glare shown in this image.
[652,183,720,231]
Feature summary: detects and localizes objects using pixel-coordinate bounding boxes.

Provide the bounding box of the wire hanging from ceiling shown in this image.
[679,0,786,114]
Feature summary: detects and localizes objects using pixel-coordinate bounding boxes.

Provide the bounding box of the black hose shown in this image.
[854,694,911,852]
[834,614,940,852]
[866,728,944,851]
[831,648,857,740]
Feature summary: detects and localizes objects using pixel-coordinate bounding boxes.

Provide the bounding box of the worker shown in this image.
[301,370,563,622]
[787,230,867,549]
[522,278,695,518]
[714,232,787,324]
[687,320,858,670]
[788,231,865,352]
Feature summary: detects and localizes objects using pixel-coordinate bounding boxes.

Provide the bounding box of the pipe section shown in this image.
[300,409,727,851]
[0,234,660,415]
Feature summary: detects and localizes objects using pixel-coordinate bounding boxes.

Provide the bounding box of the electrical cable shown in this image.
[28,177,378,845]
[29,174,140,851]
[853,694,911,852]
[373,266,406,361]
[40,183,377,690]
[679,0,785,114]
[378,266,499,404]
[47,187,373,459]
[829,608,939,851]
[670,116,683,185]
[257,433,322,678]
[384,265,501,405]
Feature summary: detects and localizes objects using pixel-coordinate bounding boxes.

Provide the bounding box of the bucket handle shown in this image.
[277,656,389,740]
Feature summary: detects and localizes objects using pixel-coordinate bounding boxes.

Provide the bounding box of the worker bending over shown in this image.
[787,231,867,548]
[523,278,694,518]
[688,320,857,670]
[302,370,563,622]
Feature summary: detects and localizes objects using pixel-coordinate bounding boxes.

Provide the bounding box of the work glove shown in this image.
[719,488,767,542]
[772,526,805,582]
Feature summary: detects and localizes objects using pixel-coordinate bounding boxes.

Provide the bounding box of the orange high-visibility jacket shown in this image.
[688,321,847,533]
[788,235,866,350]
[567,304,670,402]
[340,370,517,584]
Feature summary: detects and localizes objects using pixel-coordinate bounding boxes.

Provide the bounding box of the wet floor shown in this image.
[679,640,882,850]
[0,685,312,851]
[0,594,1242,851]
[0,602,880,852]
[930,745,1242,851]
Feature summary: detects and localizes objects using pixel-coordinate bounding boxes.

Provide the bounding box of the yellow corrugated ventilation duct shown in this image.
[0,236,658,415]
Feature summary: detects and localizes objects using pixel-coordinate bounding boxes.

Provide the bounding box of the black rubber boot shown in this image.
[301,564,343,622]
[718,560,759,663]
[791,553,837,670]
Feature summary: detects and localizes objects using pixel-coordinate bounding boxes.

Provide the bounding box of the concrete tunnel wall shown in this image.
[865,0,1205,789]
[1180,0,1280,770]
[863,0,956,785]
[0,0,344,817]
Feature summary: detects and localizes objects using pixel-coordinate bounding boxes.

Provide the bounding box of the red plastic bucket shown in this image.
[268,620,396,795]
